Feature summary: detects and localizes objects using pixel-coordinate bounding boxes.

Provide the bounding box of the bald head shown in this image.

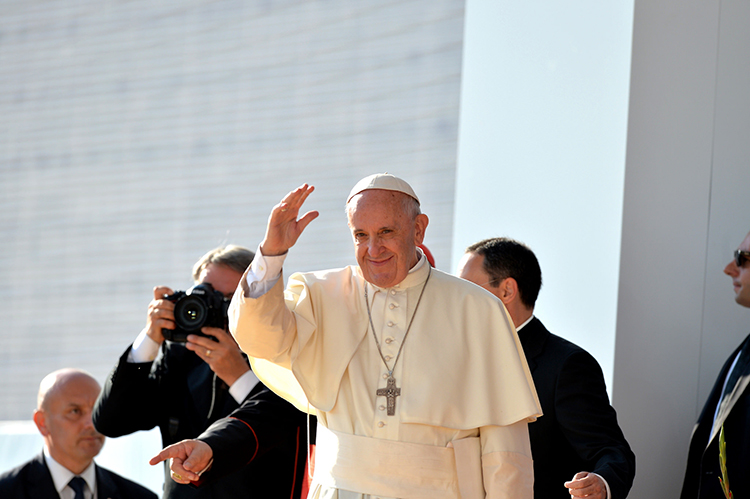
[33,368,105,474]
[37,368,99,409]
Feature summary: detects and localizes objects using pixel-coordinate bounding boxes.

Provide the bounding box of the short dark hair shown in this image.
[465,237,542,308]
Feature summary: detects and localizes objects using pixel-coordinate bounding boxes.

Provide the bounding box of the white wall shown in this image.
[454,0,634,388]
[457,0,750,497]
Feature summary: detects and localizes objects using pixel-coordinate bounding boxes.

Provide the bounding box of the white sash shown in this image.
[313,424,485,499]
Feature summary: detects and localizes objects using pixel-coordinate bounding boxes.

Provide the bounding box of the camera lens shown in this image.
[173,295,207,332]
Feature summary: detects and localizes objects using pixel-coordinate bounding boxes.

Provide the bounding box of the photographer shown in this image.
[93,246,311,499]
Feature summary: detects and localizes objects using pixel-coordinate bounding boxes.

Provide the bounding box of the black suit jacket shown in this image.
[680,333,750,499]
[520,317,635,499]
[93,342,311,499]
[0,452,156,499]
[195,394,317,499]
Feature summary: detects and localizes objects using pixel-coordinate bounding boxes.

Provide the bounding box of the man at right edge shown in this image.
[680,229,750,499]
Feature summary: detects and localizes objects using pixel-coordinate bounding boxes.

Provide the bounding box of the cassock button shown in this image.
[389,303,397,309]
[385,337,393,344]
[390,290,396,295]
[387,321,394,327]
[379,405,386,411]
[378,421,386,428]
[382,373,389,379]
[384,355,392,361]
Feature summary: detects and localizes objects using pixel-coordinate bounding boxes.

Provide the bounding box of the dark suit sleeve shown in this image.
[555,349,636,498]
[197,385,313,483]
[93,345,162,437]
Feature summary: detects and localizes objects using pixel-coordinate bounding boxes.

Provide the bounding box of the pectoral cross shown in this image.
[376,374,401,416]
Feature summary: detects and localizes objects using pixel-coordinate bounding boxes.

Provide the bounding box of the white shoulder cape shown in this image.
[231,264,541,429]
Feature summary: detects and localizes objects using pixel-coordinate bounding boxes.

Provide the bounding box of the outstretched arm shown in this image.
[150,386,310,489]
[149,440,214,484]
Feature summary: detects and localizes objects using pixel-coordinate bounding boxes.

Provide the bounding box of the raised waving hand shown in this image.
[260,184,319,256]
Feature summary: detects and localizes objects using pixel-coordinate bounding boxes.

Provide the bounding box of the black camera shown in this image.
[161,282,230,342]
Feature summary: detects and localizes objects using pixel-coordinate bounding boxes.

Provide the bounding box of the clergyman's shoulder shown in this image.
[291,265,356,282]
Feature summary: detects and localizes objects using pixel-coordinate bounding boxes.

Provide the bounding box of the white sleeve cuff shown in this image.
[127,328,160,363]
[591,473,612,499]
[228,369,261,403]
[244,245,286,298]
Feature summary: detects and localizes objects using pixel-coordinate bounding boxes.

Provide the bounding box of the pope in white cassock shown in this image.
[169,174,542,499]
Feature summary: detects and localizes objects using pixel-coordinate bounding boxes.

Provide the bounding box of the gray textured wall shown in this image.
[0,0,464,420]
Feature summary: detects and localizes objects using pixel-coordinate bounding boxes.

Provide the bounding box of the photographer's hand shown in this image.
[145,286,176,345]
[260,183,319,256]
[186,328,249,386]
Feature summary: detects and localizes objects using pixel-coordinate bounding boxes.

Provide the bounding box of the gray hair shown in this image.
[192,245,255,282]
[345,190,421,220]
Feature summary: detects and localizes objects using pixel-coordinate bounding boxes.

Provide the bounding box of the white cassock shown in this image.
[230,250,541,499]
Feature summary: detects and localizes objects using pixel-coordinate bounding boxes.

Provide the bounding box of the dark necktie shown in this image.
[68,476,86,499]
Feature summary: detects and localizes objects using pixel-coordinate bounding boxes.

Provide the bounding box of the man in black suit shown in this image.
[680,230,750,499]
[458,237,635,499]
[148,392,317,496]
[0,368,156,499]
[93,245,311,499]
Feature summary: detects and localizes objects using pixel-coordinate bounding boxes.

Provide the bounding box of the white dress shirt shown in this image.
[43,447,96,499]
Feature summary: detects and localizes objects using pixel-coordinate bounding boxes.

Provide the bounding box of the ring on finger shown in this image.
[173,472,183,480]
[206,349,212,357]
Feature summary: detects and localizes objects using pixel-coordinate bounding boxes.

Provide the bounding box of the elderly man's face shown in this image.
[34,372,105,474]
[348,190,427,288]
